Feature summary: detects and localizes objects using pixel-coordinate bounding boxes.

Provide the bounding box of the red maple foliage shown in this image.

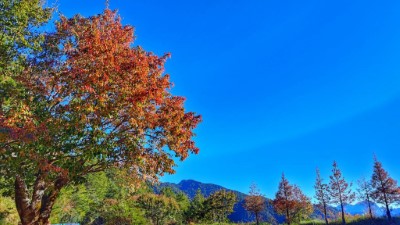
[0,9,201,225]
[244,183,266,225]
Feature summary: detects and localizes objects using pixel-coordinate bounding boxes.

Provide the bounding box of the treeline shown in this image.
[2,157,399,225]
[0,170,238,225]
[243,156,400,225]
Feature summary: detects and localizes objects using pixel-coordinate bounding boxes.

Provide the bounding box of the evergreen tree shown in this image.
[371,157,400,222]
[356,177,374,219]
[314,168,330,225]
[185,189,206,223]
[328,161,355,225]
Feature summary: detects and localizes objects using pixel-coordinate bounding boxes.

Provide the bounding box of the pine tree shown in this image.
[356,177,374,219]
[328,161,355,225]
[185,189,206,223]
[273,174,313,225]
[314,168,330,225]
[371,157,400,222]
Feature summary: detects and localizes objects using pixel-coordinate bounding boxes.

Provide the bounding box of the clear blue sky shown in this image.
[50,0,400,199]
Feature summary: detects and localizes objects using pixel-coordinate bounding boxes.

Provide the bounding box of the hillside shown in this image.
[157,180,399,223]
[157,180,281,223]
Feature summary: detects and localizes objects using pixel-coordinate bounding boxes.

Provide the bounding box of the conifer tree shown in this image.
[185,189,206,223]
[273,174,313,225]
[328,161,355,225]
[314,168,330,225]
[356,177,374,219]
[244,183,266,225]
[371,157,400,222]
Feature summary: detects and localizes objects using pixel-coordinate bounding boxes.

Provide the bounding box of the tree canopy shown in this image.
[0,7,201,225]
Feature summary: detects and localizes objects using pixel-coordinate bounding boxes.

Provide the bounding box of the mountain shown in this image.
[341,201,400,217]
[341,201,384,216]
[156,180,282,223]
[156,180,400,223]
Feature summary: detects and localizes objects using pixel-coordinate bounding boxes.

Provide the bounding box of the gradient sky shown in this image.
[49,0,400,199]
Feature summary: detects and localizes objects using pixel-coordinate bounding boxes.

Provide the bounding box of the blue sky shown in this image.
[50,0,400,199]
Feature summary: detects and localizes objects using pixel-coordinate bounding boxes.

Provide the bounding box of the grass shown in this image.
[194,217,400,225]
[300,217,400,225]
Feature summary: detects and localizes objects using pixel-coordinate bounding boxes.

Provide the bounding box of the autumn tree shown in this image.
[328,161,355,225]
[0,0,51,75]
[273,174,313,225]
[204,190,237,223]
[371,157,400,222]
[244,183,266,225]
[0,9,201,225]
[356,177,374,219]
[314,168,330,225]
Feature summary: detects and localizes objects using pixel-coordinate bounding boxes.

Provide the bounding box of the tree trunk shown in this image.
[255,212,259,225]
[323,202,329,225]
[15,174,68,225]
[15,175,36,225]
[286,206,291,225]
[383,193,392,222]
[340,201,346,225]
[366,195,373,220]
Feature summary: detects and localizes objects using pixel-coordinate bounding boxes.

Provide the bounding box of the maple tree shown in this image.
[273,174,313,225]
[328,161,355,225]
[0,0,51,75]
[314,168,330,225]
[0,8,200,225]
[244,183,266,225]
[370,157,400,222]
[356,177,374,219]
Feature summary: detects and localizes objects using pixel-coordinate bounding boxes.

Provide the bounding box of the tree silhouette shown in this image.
[314,168,330,225]
[356,177,374,219]
[328,161,355,225]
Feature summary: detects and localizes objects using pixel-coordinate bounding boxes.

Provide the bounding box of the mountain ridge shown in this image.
[157,179,398,222]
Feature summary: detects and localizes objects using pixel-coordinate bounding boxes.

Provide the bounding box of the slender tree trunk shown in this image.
[366,194,373,220]
[255,212,259,225]
[383,193,392,222]
[323,202,329,225]
[340,200,346,225]
[285,206,291,225]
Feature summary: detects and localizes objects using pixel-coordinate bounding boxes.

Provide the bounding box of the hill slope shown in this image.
[157,180,400,223]
[157,180,281,223]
